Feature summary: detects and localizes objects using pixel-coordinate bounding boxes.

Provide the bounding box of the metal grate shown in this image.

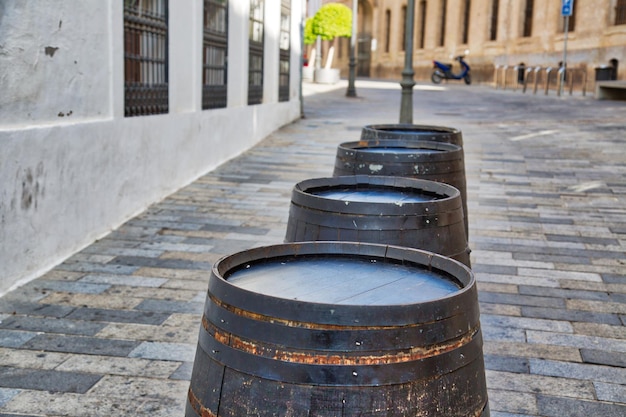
[248,0,264,105]
[203,0,228,109]
[616,0,626,25]
[523,0,533,37]
[279,0,290,102]
[439,0,447,47]
[489,0,498,41]
[418,0,427,49]
[461,0,471,44]
[124,0,168,117]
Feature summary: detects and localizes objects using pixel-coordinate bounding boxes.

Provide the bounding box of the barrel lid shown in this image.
[362,123,460,136]
[313,187,437,204]
[361,124,463,146]
[209,242,476,327]
[291,176,462,216]
[337,139,462,161]
[227,255,460,305]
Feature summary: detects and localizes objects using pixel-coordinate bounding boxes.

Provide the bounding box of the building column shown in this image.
[263,0,280,103]
[228,0,250,107]
[169,0,203,112]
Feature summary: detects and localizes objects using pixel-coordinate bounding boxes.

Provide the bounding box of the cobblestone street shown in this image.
[1,80,625,416]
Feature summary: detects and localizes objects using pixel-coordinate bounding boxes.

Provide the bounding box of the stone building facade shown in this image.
[324,0,625,85]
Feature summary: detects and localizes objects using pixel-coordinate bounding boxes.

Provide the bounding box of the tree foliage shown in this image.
[305,3,352,44]
[304,18,316,45]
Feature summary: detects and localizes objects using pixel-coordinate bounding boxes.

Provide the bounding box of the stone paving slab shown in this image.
[0,80,624,416]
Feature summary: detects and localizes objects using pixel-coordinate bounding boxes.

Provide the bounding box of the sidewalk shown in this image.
[1,79,625,416]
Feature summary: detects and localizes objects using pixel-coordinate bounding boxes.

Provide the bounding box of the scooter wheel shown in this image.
[464,73,472,85]
[431,72,443,84]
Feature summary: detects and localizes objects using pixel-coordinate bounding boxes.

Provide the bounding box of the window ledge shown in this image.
[605,24,626,35]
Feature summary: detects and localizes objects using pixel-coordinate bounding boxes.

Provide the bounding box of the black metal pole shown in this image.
[300,12,305,118]
[399,0,416,123]
[346,0,358,97]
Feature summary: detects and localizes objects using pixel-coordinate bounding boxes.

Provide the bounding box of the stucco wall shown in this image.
[0,0,303,295]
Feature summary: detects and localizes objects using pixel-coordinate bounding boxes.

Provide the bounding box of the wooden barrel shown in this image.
[333,139,469,240]
[285,175,470,267]
[185,242,489,417]
[361,124,464,147]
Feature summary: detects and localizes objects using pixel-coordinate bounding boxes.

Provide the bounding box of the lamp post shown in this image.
[399,0,416,123]
[346,0,358,97]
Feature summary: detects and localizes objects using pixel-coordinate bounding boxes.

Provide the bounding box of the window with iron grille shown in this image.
[384,10,391,53]
[418,1,427,49]
[616,0,626,25]
[522,0,533,37]
[248,0,264,105]
[124,0,168,117]
[203,0,228,109]
[489,0,498,41]
[461,0,471,44]
[279,0,290,102]
[439,0,447,47]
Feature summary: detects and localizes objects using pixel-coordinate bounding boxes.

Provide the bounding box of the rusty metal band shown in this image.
[197,325,483,386]
[207,294,354,330]
[206,292,478,333]
[204,298,479,350]
[203,315,479,366]
[207,298,372,331]
[187,388,217,417]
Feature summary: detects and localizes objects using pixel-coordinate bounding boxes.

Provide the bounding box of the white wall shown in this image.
[0,1,112,124]
[0,0,303,295]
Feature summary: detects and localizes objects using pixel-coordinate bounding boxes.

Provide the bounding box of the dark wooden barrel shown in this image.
[285,175,470,267]
[333,139,469,239]
[361,124,464,148]
[185,242,489,417]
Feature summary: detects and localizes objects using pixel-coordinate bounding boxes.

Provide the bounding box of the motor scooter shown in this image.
[431,55,471,85]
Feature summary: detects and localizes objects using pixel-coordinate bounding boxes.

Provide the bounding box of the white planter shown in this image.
[314,68,340,84]
[302,66,314,82]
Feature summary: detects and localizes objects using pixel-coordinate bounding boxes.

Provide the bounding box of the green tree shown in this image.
[310,3,352,41]
[304,17,316,45]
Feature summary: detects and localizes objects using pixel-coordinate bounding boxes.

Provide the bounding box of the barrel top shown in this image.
[210,243,475,326]
[226,255,460,306]
[339,139,461,154]
[362,124,460,135]
[292,176,461,215]
[353,147,443,154]
[312,187,438,203]
[360,124,464,147]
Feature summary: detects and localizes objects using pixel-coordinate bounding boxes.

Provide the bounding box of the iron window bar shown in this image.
[124,0,169,117]
[279,0,290,102]
[203,0,228,109]
[248,0,264,105]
